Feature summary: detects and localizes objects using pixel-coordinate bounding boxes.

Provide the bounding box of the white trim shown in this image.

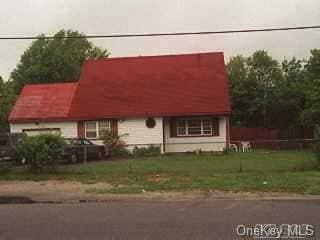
[177,118,213,137]
[85,120,111,139]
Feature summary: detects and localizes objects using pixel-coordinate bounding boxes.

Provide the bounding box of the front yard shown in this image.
[1,150,320,194]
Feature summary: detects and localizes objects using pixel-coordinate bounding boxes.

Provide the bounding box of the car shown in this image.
[62,138,107,163]
[0,133,25,161]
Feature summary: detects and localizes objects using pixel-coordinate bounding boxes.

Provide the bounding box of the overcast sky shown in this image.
[1,0,320,80]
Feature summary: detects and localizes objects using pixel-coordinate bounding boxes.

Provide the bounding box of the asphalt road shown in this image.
[0,199,319,240]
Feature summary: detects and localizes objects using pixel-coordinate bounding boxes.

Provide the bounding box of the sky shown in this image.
[0,0,320,80]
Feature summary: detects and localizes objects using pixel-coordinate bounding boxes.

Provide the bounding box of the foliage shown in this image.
[0,78,17,131]
[227,51,283,127]
[16,134,65,173]
[226,50,311,129]
[111,147,130,158]
[10,29,109,92]
[101,130,129,158]
[133,145,161,157]
[313,126,320,164]
[301,49,320,127]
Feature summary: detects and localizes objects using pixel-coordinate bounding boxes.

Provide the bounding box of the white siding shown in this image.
[164,116,227,153]
[118,118,163,152]
[10,122,78,138]
[10,116,227,153]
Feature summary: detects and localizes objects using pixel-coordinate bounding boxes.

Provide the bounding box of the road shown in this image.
[0,199,319,240]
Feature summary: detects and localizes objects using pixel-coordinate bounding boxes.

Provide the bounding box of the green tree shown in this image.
[271,58,307,128]
[0,77,16,131]
[260,57,308,130]
[11,29,109,92]
[302,49,320,127]
[246,50,283,127]
[227,51,283,128]
[17,134,65,173]
[226,55,251,126]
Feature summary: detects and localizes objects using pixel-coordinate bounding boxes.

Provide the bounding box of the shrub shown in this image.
[101,129,129,158]
[16,134,65,173]
[314,141,320,166]
[133,145,161,157]
[314,126,320,165]
[112,147,130,158]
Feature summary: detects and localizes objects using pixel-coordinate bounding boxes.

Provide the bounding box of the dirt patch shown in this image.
[0,180,113,202]
[145,174,170,183]
[0,181,319,203]
[0,196,35,204]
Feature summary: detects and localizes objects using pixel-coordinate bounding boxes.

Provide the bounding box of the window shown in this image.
[85,121,97,138]
[82,139,93,145]
[176,118,216,137]
[177,119,186,136]
[85,120,110,139]
[98,120,110,137]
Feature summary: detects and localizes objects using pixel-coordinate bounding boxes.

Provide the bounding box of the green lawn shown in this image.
[1,151,320,194]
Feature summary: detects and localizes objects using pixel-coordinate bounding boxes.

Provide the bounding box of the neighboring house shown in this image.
[9,52,231,153]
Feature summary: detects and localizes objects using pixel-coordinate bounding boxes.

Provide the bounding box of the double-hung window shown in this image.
[176,118,216,137]
[85,120,111,139]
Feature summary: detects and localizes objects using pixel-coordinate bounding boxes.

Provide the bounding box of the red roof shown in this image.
[9,52,231,122]
[9,83,78,122]
[69,52,231,120]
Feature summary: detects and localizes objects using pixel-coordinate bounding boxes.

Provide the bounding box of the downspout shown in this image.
[162,118,166,154]
[226,115,230,148]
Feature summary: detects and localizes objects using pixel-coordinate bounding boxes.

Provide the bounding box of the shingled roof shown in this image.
[9,52,231,122]
[9,82,77,122]
[68,52,231,120]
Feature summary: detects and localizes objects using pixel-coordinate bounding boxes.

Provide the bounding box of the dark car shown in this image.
[0,133,25,161]
[62,138,107,163]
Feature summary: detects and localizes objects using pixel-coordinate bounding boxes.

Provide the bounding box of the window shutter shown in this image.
[111,120,118,136]
[77,121,85,138]
[213,117,219,136]
[170,118,177,137]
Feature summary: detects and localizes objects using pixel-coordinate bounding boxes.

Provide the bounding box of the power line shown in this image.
[0,25,320,40]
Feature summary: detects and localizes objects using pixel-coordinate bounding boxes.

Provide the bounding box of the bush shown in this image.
[16,134,65,173]
[133,145,161,157]
[314,126,320,165]
[112,147,130,158]
[314,141,320,164]
[101,130,129,158]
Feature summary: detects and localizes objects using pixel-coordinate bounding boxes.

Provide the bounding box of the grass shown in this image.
[0,150,320,194]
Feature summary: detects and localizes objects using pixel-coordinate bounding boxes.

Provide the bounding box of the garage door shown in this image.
[22,128,61,136]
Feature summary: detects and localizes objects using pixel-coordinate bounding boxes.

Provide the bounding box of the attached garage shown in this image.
[22,128,61,136]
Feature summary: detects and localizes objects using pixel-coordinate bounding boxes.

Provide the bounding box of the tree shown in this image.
[226,56,251,127]
[0,77,16,131]
[271,58,307,128]
[246,50,283,127]
[227,51,283,128]
[11,29,109,92]
[302,49,320,127]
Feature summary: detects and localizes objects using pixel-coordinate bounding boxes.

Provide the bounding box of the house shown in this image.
[9,52,231,153]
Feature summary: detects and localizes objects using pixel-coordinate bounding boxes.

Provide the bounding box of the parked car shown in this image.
[62,138,107,163]
[0,133,25,161]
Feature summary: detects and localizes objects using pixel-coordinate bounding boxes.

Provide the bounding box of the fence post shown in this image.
[84,145,87,165]
[134,145,137,158]
[299,143,302,151]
